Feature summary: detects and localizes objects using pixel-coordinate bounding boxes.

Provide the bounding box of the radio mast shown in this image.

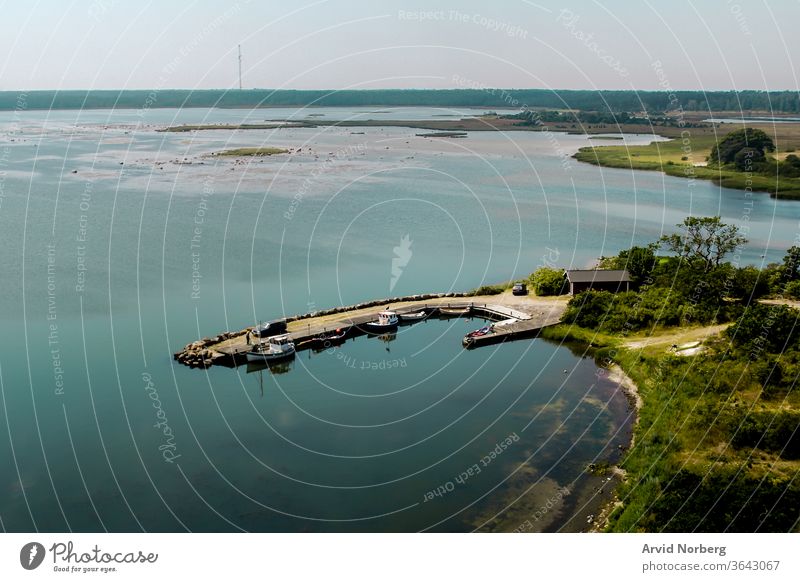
[238,44,243,90]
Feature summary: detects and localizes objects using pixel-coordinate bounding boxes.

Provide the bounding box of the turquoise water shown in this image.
[2,106,799,531]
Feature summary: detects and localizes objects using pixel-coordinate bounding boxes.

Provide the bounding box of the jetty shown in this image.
[173,292,567,369]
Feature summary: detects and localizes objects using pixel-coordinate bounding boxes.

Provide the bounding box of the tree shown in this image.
[563,290,615,329]
[733,147,765,170]
[659,216,747,272]
[530,267,566,296]
[780,154,800,178]
[611,244,658,286]
[780,246,800,282]
[708,128,775,166]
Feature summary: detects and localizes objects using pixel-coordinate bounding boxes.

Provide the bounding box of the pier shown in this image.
[461,311,564,348]
[174,293,567,368]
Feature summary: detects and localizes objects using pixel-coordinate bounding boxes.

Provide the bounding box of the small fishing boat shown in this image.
[399,310,427,321]
[439,306,471,316]
[462,324,494,348]
[466,324,494,338]
[304,327,348,350]
[246,334,296,362]
[362,311,399,333]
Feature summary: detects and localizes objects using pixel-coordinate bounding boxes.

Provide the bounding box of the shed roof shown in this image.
[565,269,631,283]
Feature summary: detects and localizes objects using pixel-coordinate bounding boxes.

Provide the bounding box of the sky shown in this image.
[0,0,797,91]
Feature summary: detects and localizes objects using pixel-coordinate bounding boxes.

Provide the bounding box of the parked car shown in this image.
[512,283,528,296]
[252,319,288,338]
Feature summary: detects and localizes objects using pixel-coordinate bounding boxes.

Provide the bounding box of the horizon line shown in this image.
[0,87,797,93]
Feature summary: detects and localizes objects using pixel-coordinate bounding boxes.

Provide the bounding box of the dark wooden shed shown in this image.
[564,269,631,294]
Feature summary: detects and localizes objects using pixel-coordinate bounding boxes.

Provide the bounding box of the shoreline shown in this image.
[573,128,800,199]
[589,363,640,532]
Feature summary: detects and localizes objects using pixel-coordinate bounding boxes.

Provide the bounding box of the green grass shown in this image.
[575,137,800,199]
[214,147,289,157]
[539,323,621,347]
[544,322,800,532]
[159,123,297,132]
[465,282,513,296]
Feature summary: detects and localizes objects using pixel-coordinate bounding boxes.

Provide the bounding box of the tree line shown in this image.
[2,88,799,112]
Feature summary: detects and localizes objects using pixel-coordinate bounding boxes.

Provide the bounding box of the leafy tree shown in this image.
[708,128,775,166]
[529,267,566,296]
[660,216,747,273]
[601,244,658,286]
[779,246,800,283]
[730,265,770,302]
[563,290,615,329]
[780,154,800,178]
[733,147,765,170]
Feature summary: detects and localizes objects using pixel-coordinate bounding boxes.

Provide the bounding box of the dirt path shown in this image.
[623,323,730,351]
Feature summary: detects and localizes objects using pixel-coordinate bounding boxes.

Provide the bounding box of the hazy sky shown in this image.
[0,0,797,91]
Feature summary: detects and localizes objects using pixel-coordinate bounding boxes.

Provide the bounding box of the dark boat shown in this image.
[304,328,348,350]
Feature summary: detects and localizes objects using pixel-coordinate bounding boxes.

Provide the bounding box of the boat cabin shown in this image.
[377,311,398,324]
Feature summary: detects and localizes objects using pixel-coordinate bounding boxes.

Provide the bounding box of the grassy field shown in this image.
[159,123,301,132]
[213,147,289,157]
[541,323,800,532]
[574,123,800,199]
[157,117,734,136]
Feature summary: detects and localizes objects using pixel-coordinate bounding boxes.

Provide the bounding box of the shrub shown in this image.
[731,410,800,459]
[785,279,800,299]
[530,267,567,296]
[648,470,800,532]
[563,290,615,329]
[726,303,800,352]
[467,284,506,296]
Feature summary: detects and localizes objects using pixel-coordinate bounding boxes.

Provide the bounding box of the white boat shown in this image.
[399,310,427,321]
[439,306,471,316]
[246,334,296,362]
[363,311,399,333]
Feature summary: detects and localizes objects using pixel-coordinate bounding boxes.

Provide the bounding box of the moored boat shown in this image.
[462,323,494,347]
[304,327,348,350]
[362,311,399,333]
[246,334,296,362]
[439,306,471,316]
[466,324,494,338]
[399,310,427,321]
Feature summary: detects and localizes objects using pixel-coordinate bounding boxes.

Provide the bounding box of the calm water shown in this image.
[2,106,799,532]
